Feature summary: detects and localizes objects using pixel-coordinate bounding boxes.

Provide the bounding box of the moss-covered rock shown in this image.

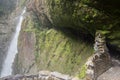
[13,12,94,78]
[48,0,120,29]
[34,28,93,75]
[28,0,120,49]
[13,14,37,74]
[78,64,87,79]
[14,0,120,78]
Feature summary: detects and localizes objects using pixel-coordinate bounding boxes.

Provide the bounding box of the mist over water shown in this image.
[0,8,26,78]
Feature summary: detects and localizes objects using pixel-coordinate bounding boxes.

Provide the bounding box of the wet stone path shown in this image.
[98,58,120,80]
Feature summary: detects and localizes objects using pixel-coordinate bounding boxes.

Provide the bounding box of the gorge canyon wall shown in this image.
[0,0,18,73]
[13,0,120,79]
[0,0,120,79]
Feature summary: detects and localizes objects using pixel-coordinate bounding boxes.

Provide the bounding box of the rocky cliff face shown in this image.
[13,12,93,79]
[0,0,24,74]
[0,19,13,73]
[28,0,120,49]
[13,14,37,74]
[13,0,120,79]
[0,0,17,17]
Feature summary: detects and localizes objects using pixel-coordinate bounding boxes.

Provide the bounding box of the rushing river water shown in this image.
[0,8,26,78]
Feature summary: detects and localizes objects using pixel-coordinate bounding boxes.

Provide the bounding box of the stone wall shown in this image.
[85,31,111,80]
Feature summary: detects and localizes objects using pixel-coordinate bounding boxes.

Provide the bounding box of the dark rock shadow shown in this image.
[107,43,120,60]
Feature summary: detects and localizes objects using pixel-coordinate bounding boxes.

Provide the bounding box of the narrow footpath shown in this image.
[98,58,120,80]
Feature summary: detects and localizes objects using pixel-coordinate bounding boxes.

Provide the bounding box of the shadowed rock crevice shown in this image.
[107,44,120,60]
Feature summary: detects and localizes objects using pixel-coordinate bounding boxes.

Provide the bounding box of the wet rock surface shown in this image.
[0,20,16,73]
[97,58,120,80]
[0,71,75,80]
[0,7,22,74]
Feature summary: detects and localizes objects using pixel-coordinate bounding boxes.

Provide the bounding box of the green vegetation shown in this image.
[46,0,120,48]
[14,0,120,78]
[34,28,93,75]
[78,64,87,79]
[20,14,93,77]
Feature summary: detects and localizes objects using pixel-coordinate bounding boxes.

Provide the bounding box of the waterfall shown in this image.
[0,8,26,78]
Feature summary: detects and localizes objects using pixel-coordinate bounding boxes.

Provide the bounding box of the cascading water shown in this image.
[0,8,26,78]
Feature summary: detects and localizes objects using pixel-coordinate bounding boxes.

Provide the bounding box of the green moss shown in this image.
[15,0,120,75]
[33,27,93,75]
[78,64,87,79]
[46,0,120,48]
[28,14,94,74]
[48,0,105,32]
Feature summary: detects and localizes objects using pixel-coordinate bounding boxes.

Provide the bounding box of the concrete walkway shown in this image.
[98,58,120,80]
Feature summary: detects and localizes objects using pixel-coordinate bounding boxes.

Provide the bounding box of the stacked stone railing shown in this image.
[85,31,111,80]
[0,71,79,80]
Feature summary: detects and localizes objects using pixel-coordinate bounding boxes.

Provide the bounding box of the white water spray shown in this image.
[0,8,26,77]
